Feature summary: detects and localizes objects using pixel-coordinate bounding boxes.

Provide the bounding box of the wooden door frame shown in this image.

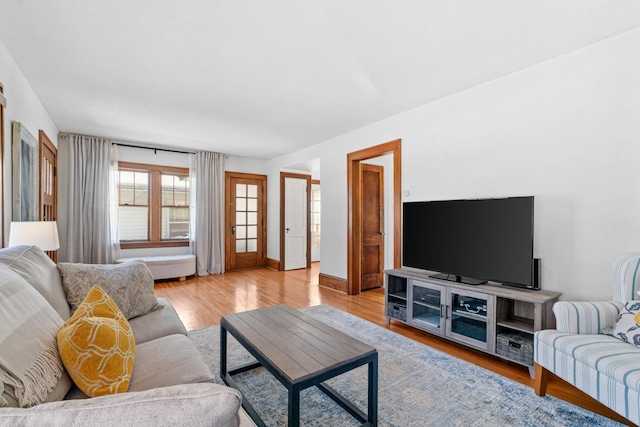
[39,130,58,262]
[39,130,57,221]
[279,172,311,271]
[224,171,268,271]
[347,139,401,295]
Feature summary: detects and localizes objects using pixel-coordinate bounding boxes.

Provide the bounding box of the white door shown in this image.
[284,177,307,270]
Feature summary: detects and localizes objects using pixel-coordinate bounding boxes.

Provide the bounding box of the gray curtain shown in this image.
[190,151,225,275]
[59,134,120,264]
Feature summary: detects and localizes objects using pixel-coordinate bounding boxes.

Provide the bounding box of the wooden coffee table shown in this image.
[220,304,378,427]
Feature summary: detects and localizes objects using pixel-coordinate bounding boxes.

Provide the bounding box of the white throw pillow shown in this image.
[610,301,640,346]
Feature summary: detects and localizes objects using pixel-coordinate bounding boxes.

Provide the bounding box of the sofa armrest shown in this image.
[552,301,623,334]
[0,383,242,427]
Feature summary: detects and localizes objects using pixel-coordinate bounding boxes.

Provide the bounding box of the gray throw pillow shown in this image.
[57,261,163,319]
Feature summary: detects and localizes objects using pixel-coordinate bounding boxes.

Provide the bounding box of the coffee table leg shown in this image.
[220,326,227,379]
[369,354,378,426]
[288,387,300,427]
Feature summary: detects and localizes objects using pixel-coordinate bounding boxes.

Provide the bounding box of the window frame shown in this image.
[118,161,190,249]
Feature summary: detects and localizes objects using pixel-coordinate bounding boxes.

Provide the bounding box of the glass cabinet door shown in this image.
[447,289,495,351]
[409,280,445,335]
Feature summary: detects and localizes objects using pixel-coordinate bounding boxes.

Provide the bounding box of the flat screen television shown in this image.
[402,196,537,289]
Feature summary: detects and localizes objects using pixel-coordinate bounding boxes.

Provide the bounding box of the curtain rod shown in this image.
[113,142,195,155]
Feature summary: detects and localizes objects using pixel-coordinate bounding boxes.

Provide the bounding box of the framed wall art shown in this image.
[12,121,39,221]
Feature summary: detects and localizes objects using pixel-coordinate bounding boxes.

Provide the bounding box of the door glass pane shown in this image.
[247,212,257,225]
[236,198,247,211]
[311,186,321,249]
[236,212,246,225]
[247,225,257,239]
[236,184,246,197]
[236,226,247,239]
[247,198,258,211]
[247,184,258,198]
[247,239,257,252]
[236,240,246,253]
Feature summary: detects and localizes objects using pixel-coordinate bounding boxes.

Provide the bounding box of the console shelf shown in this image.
[384,268,561,378]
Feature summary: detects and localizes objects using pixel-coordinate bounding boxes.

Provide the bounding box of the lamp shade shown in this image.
[9,221,60,251]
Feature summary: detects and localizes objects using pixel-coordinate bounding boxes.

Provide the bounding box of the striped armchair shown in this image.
[534,255,640,425]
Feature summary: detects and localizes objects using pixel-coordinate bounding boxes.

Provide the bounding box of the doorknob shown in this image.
[231,226,235,235]
[286,228,290,233]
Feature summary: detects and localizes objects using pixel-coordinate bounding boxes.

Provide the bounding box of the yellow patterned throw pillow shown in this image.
[57,285,135,397]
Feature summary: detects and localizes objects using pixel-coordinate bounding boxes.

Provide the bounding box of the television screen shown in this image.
[402,196,535,288]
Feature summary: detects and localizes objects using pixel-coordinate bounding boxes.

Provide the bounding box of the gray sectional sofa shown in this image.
[0,245,253,426]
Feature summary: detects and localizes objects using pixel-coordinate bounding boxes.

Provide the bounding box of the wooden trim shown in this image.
[347,139,402,295]
[266,258,280,270]
[311,179,320,185]
[118,161,188,175]
[279,172,312,271]
[225,172,268,271]
[118,162,190,247]
[39,131,58,262]
[318,273,348,293]
[120,240,190,250]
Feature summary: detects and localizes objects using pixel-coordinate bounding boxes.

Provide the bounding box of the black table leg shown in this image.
[289,387,300,427]
[368,354,378,426]
[220,325,227,379]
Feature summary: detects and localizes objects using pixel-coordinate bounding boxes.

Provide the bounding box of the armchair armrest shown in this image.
[552,301,622,334]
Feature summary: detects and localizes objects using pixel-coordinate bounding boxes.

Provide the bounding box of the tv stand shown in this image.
[385,268,560,378]
[429,273,487,285]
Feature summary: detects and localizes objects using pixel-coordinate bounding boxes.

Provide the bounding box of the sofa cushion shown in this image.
[57,286,135,397]
[128,298,187,344]
[64,333,213,400]
[0,245,71,320]
[535,330,640,394]
[0,265,68,407]
[0,383,242,427]
[58,261,162,319]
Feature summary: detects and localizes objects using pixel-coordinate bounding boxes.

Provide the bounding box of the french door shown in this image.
[39,131,57,262]
[225,172,267,270]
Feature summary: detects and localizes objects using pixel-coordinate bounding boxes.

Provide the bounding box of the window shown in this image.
[118,162,190,248]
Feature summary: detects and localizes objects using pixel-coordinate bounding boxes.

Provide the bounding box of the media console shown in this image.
[384,268,561,378]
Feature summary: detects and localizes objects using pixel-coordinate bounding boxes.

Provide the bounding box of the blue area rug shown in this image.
[188,304,622,426]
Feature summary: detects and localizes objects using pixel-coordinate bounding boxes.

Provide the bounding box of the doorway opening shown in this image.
[279,172,311,271]
[347,139,401,295]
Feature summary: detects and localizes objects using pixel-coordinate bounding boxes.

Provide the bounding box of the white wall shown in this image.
[0,40,59,245]
[266,29,640,301]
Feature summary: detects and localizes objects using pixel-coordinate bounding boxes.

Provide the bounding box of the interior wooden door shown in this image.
[39,130,57,262]
[225,172,267,271]
[361,163,384,290]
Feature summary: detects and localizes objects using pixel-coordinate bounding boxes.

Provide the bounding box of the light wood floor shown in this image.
[154,263,632,426]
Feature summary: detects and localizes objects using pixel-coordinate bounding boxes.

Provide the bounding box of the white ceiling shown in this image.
[1,1,639,159]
